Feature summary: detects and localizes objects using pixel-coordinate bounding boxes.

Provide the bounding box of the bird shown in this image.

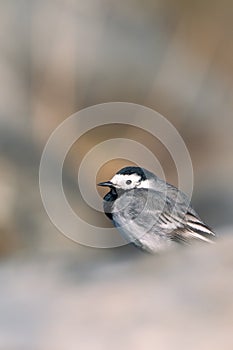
[98,166,215,253]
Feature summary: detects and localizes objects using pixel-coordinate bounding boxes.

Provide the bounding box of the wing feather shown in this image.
[111,188,215,247]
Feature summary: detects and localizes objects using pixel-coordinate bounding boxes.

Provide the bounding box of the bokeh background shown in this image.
[0,1,233,349]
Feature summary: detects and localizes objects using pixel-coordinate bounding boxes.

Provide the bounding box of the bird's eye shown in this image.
[126,179,132,185]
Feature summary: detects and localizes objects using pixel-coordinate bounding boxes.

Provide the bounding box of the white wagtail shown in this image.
[98,166,215,253]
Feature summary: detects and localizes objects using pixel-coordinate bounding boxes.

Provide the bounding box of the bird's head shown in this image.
[98,166,157,191]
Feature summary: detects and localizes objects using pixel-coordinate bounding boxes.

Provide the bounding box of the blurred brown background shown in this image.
[0,1,233,349]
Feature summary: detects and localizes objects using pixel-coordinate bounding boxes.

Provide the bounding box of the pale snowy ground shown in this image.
[0,234,232,350]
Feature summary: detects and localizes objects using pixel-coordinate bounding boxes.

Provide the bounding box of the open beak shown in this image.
[97,181,114,188]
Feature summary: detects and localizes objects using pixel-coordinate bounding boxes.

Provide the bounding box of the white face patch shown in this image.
[137,179,151,188]
[110,173,152,190]
[110,173,141,190]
